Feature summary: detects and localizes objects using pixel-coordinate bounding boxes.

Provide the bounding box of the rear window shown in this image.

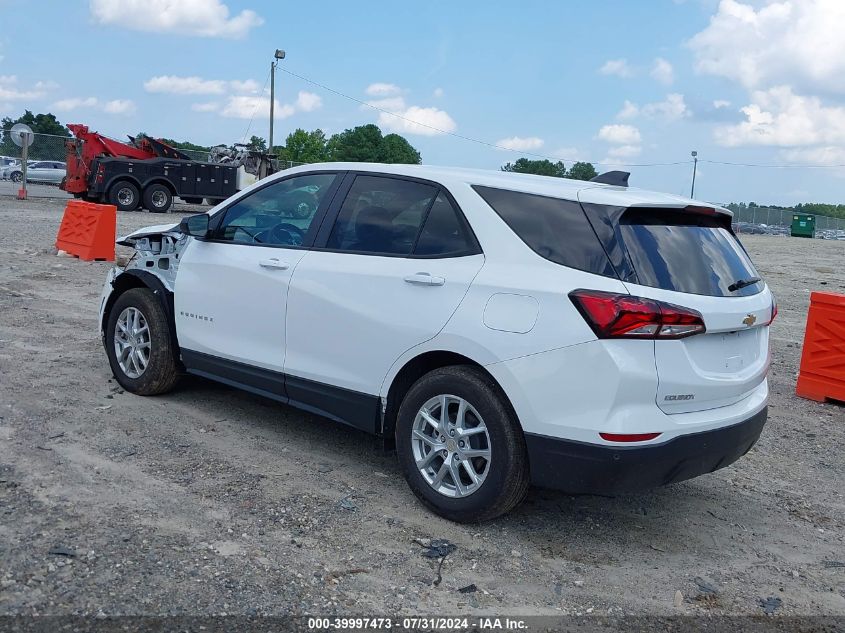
[473,186,615,277]
[619,209,763,297]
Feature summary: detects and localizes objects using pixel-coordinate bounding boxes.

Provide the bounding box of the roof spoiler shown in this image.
[590,170,630,187]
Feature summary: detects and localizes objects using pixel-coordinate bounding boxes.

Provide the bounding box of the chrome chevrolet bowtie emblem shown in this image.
[743,314,757,327]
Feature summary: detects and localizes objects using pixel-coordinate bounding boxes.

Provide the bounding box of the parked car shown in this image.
[8,160,66,184]
[0,156,21,179]
[98,164,774,521]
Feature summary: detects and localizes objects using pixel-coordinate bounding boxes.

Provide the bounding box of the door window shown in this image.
[326,175,476,257]
[327,175,438,256]
[215,173,337,247]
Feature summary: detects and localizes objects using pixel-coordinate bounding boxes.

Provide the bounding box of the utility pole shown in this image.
[690,150,698,198]
[269,49,285,155]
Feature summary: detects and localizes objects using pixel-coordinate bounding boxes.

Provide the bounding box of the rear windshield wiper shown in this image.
[728,277,761,292]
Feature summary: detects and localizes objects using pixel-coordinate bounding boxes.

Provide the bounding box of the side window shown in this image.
[413,192,475,256]
[215,173,337,247]
[327,175,438,255]
[473,185,616,277]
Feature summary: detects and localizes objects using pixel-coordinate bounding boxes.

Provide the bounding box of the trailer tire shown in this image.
[144,184,173,214]
[109,180,140,212]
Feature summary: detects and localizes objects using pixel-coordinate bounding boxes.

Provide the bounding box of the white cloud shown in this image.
[616,94,690,122]
[433,87,444,98]
[364,89,457,136]
[365,82,402,97]
[642,93,690,121]
[714,85,845,147]
[51,97,99,112]
[495,136,544,151]
[221,91,322,121]
[713,99,732,109]
[191,102,220,112]
[0,76,50,101]
[144,75,226,94]
[229,79,260,93]
[379,106,456,136]
[294,91,322,112]
[103,99,135,115]
[90,0,263,39]
[366,97,406,112]
[689,0,845,94]
[599,58,634,78]
[597,124,642,145]
[617,100,640,120]
[651,57,675,85]
[780,146,845,166]
[606,144,642,159]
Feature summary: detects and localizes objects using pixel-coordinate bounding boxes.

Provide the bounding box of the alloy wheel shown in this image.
[114,306,151,379]
[411,394,491,498]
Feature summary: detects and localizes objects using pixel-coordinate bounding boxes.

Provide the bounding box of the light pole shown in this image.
[690,150,698,198]
[269,48,285,155]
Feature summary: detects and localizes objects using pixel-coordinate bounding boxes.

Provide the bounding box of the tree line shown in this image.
[2,109,596,182]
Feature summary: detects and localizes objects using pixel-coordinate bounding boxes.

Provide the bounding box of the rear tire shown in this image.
[10,171,21,183]
[105,288,179,395]
[395,366,530,522]
[143,183,173,213]
[109,180,140,212]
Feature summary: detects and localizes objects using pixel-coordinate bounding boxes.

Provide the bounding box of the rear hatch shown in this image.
[580,196,773,414]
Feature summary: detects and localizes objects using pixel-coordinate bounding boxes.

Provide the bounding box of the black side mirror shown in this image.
[179,214,210,239]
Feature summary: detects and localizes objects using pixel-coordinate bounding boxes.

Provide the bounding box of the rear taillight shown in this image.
[767,297,778,325]
[569,289,706,340]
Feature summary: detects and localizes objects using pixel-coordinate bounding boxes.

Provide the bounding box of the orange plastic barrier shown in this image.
[55,200,117,262]
[796,291,845,403]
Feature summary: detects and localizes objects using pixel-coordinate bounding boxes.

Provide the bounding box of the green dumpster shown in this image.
[791,213,815,238]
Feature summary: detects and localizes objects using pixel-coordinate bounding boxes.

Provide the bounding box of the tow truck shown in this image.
[61,124,273,213]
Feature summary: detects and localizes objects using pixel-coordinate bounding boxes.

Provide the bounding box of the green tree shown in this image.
[566,161,598,181]
[501,158,567,178]
[326,124,421,164]
[1,111,70,160]
[247,135,267,152]
[1,111,70,137]
[379,133,421,164]
[279,128,329,163]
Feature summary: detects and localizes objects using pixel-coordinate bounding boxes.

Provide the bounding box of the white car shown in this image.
[98,163,773,521]
[8,160,66,184]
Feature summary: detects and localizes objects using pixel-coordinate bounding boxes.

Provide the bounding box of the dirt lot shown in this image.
[0,195,843,618]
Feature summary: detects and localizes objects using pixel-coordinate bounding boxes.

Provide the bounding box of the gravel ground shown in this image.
[0,195,843,618]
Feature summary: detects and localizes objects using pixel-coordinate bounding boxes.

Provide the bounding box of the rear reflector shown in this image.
[599,432,662,442]
[569,289,706,339]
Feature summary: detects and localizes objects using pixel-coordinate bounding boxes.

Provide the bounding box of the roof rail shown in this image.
[590,170,630,187]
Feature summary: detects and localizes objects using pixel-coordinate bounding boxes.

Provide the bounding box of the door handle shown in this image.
[404,272,445,286]
[259,258,290,270]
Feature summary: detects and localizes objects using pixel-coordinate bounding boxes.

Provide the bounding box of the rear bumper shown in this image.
[525,406,767,494]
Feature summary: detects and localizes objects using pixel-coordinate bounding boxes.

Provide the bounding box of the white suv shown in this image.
[99,163,773,521]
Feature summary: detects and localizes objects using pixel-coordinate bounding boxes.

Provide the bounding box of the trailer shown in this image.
[61,124,269,213]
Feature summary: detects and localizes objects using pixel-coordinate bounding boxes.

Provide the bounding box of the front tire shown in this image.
[10,171,21,183]
[105,288,179,395]
[143,184,173,213]
[395,366,530,522]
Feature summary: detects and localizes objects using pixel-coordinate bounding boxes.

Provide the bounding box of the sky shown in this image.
[2,0,845,205]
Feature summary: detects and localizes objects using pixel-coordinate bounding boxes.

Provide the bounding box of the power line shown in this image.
[277,66,694,168]
[701,159,845,169]
[241,65,273,144]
